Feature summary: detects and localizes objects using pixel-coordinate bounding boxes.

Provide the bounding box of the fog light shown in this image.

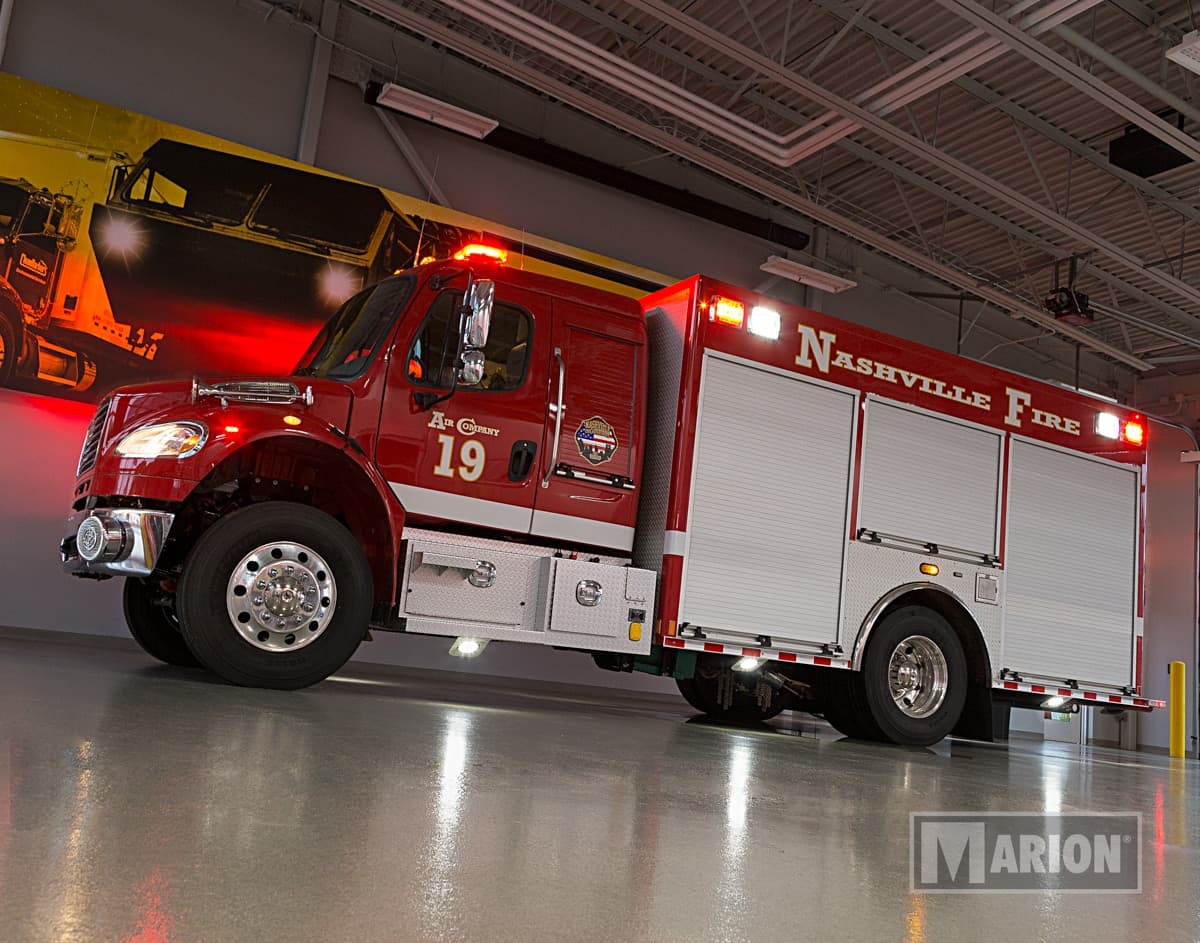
[733,656,762,672]
[450,637,488,657]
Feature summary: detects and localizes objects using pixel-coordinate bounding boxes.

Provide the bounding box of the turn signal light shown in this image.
[709,295,745,328]
[453,243,508,263]
[1123,420,1145,446]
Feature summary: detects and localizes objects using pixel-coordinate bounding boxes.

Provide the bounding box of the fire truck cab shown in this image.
[60,247,1161,746]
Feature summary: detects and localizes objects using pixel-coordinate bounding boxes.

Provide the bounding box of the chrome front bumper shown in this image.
[60,508,175,577]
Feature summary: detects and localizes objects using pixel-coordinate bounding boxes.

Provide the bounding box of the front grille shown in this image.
[77,398,111,477]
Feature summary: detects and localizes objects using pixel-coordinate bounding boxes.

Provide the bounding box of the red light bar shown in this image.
[1122,420,1145,446]
[453,243,508,263]
[708,295,745,328]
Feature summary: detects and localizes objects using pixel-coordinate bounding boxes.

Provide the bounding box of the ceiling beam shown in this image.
[348,0,1151,370]
[814,0,1200,221]
[608,0,1200,314]
[931,0,1200,162]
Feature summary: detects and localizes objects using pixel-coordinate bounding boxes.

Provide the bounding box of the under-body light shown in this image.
[450,637,488,657]
[732,656,762,672]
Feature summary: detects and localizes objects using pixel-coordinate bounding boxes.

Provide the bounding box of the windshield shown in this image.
[295,276,415,380]
[0,183,28,228]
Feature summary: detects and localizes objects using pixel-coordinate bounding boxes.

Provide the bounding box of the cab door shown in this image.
[531,298,644,553]
[374,278,549,534]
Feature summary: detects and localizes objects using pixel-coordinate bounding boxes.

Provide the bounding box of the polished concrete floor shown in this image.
[0,632,1197,943]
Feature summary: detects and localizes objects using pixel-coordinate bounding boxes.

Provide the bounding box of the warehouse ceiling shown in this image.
[344,0,1200,375]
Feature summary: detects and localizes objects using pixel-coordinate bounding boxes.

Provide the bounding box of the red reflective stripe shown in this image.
[1136,635,1143,694]
[741,648,761,658]
[779,652,797,662]
[814,656,832,666]
[1031,684,1045,694]
[1058,688,1072,696]
[1134,698,1148,708]
[703,643,723,653]
[1084,692,1098,700]
[1108,695,1122,703]
[664,637,684,649]
[1003,681,1019,690]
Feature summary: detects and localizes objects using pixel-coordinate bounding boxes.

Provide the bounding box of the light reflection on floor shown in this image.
[0,633,1196,943]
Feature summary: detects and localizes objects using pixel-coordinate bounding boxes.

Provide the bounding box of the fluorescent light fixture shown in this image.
[760,255,857,293]
[1166,30,1200,76]
[1095,412,1121,440]
[371,82,499,139]
[449,637,488,657]
[732,656,763,672]
[747,305,781,340]
[1043,696,1068,709]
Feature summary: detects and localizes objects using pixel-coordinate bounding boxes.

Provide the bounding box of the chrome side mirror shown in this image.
[458,349,485,386]
[462,279,494,350]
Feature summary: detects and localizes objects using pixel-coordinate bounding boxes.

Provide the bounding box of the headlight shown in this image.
[114,422,207,458]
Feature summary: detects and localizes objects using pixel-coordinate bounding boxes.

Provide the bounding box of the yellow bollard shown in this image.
[1169,660,1186,758]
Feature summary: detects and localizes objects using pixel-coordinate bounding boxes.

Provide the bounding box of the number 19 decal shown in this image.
[433,434,486,481]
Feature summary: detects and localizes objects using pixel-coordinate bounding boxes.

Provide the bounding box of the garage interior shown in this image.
[2,0,1200,939]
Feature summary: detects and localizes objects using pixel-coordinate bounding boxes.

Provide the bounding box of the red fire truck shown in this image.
[59,246,1162,745]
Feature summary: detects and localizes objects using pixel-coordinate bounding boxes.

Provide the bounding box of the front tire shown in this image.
[177,502,372,689]
[123,577,200,667]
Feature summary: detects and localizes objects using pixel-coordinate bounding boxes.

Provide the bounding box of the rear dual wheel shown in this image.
[823,606,967,746]
[177,502,372,689]
[675,655,789,724]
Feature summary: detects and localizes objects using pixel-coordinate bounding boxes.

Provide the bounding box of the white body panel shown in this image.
[679,352,855,647]
[398,528,654,655]
[1002,438,1139,687]
[858,397,1002,556]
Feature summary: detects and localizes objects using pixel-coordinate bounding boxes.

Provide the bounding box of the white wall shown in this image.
[2,0,1173,723]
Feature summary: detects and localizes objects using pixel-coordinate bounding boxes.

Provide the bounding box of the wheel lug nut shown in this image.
[269,568,279,577]
[253,595,264,606]
[303,604,313,613]
[262,615,272,624]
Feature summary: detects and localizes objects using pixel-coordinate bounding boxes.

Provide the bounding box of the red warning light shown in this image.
[1122,420,1145,446]
[708,296,746,328]
[453,244,508,263]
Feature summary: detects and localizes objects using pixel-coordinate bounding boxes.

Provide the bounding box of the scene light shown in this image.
[747,305,781,340]
[370,82,499,139]
[1095,412,1120,439]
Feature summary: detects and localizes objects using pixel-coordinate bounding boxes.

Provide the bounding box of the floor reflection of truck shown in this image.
[0,177,159,392]
[0,136,462,397]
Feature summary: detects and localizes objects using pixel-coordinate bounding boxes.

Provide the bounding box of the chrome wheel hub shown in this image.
[226,541,336,652]
[887,634,949,719]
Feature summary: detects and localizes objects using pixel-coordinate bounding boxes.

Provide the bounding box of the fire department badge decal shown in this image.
[575,416,618,465]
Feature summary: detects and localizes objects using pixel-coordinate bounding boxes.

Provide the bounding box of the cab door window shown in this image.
[407,290,531,391]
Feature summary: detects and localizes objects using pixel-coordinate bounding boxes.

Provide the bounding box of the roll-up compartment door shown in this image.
[858,400,1002,555]
[681,354,856,645]
[1004,439,1138,687]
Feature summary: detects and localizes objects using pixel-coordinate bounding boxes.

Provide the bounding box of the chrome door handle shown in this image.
[542,346,565,488]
